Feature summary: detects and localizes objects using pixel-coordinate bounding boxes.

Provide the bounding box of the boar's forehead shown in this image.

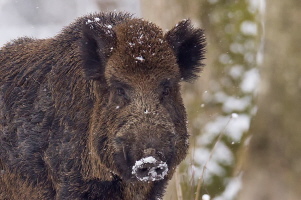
[105,19,179,85]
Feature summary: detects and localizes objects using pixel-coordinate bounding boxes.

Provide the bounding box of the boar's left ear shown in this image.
[80,23,117,81]
[165,19,206,82]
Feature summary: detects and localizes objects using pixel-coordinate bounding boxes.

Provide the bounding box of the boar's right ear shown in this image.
[165,19,206,82]
[80,23,117,80]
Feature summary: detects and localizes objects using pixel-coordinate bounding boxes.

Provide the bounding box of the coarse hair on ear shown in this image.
[80,22,117,81]
[165,19,206,82]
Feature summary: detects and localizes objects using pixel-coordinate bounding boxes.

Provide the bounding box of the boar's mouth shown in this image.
[113,150,171,182]
[131,156,168,182]
[111,124,177,182]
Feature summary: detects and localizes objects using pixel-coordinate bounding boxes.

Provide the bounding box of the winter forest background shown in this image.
[1,0,300,199]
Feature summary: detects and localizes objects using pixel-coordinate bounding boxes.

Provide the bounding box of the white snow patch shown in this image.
[199,113,250,145]
[247,0,265,14]
[193,148,211,165]
[240,68,260,93]
[107,24,112,29]
[214,173,243,200]
[86,19,93,24]
[228,65,244,79]
[240,20,257,36]
[135,56,145,62]
[227,114,251,142]
[212,142,234,165]
[222,96,251,112]
[136,156,157,166]
[206,159,226,177]
[193,143,233,177]
[94,17,100,22]
[129,42,135,47]
[200,116,230,145]
[231,113,238,119]
[202,194,211,200]
[116,106,120,109]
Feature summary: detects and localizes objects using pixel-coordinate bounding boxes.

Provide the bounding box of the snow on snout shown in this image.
[132,156,168,182]
[135,56,145,62]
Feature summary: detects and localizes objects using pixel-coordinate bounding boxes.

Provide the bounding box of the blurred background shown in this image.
[1,0,300,199]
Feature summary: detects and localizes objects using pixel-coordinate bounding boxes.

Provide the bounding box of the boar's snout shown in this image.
[131,156,168,182]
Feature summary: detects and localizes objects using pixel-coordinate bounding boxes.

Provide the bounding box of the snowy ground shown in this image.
[0,0,140,46]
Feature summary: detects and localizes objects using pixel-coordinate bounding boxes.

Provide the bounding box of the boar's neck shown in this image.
[121,180,167,200]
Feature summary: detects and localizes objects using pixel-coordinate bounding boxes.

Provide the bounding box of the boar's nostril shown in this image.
[140,167,148,172]
[132,156,168,182]
[136,167,149,178]
[155,166,165,174]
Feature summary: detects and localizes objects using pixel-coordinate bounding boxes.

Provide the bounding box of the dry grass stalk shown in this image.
[194,117,233,200]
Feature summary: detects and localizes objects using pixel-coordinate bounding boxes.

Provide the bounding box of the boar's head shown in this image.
[80,17,205,182]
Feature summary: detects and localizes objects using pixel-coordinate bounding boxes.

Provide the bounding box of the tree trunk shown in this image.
[239,0,301,199]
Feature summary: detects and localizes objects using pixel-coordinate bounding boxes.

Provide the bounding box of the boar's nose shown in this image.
[131,156,168,182]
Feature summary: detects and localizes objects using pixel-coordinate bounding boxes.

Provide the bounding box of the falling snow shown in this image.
[202,194,211,200]
[231,113,238,119]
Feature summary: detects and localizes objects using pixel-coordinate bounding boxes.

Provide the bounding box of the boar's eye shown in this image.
[116,87,126,97]
[110,79,131,100]
[109,85,130,106]
[162,86,171,96]
[160,79,173,100]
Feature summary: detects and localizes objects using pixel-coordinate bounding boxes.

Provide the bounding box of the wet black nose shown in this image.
[132,156,168,182]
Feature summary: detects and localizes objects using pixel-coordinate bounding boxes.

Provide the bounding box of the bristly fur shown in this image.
[79,13,131,81]
[0,12,206,200]
[165,19,206,82]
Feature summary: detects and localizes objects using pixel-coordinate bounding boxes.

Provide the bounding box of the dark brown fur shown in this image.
[0,12,205,200]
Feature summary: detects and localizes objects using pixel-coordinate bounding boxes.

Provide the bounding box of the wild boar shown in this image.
[0,12,206,200]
